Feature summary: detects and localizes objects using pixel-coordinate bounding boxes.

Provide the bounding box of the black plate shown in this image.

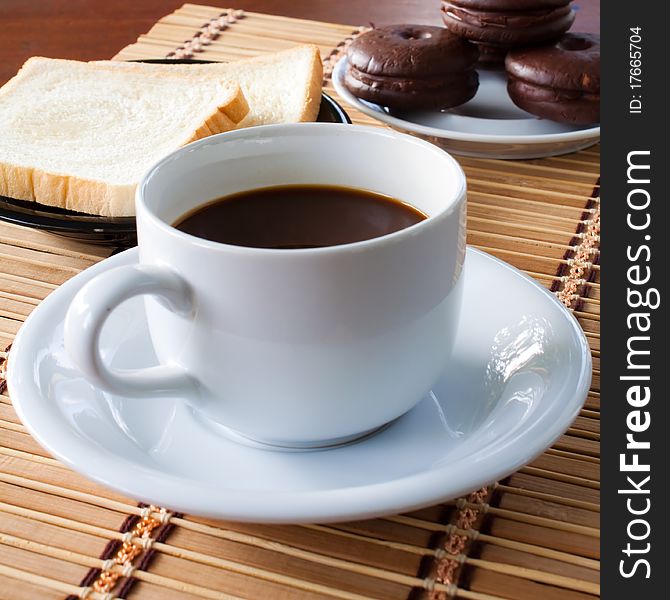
[0,59,350,246]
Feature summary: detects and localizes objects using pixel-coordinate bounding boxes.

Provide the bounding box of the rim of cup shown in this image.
[137,123,467,256]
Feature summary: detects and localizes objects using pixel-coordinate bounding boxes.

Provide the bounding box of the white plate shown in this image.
[332,57,600,159]
[8,247,591,523]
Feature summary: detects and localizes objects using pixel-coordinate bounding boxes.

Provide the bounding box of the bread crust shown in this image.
[299,45,324,121]
[0,161,136,217]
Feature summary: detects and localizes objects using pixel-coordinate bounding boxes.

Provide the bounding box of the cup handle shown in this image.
[64,263,196,397]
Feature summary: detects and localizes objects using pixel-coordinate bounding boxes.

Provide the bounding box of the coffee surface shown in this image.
[173,185,426,249]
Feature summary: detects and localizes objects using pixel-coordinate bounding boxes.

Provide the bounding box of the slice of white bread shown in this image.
[0,57,248,216]
[93,44,324,128]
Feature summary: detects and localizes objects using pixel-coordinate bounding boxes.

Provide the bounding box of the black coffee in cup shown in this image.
[173,184,426,249]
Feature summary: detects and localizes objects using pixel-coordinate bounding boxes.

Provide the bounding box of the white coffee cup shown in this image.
[64,124,466,448]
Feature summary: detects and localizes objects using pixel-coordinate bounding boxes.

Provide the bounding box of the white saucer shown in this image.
[332,58,600,159]
[8,247,591,523]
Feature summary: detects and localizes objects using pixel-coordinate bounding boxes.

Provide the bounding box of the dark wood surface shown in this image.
[1,1,598,86]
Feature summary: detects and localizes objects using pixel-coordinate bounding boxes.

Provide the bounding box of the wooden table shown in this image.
[1,0,599,85]
[0,3,601,600]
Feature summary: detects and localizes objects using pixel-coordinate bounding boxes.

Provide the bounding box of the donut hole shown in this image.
[558,36,594,52]
[397,29,433,41]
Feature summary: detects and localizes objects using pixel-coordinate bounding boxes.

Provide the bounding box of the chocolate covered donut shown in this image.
[505,33,600,124]
[344,25,479,110]
[441,0,575,63]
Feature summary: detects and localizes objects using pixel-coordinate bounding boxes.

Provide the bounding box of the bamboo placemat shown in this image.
[0,4,600,599]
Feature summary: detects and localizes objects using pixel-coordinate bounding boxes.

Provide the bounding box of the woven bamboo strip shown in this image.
[0,271,57,294]
[467,217,580,245]
[468,223,587,247]
[0,501,126,543]
[180,6,356,31]
[177,513,597,582]
[466,199,596,224]
[448,528,598,570]
[576,320,599,336]
[530,156,600,171]
[486,520,598,562]
[2,498,416,566]
[572,417,600,434]
[0,317,19,335]
[4,471,589,592]
[0,514,107,573]
[0,533,247,600]
[1,483,135,534]
[0,303,32,321]
[466,178,597,204]
[163,11,354,35]
[0,575,64,600]
[0,256,81,286]
[0,564,103,599]
[497,495,597,530]
[9,500,410,597]
[506,474,599,508]
[0,499,516,600]
[0,244,96,271]
[538,447,599,464]
[0,430,51,459]
[494,485,599,512]
[136,33,334,58]
[470,246,579,275]
[462,168,597,193]
[579,298,600,312]
[565,429,599,442]
[167,519,597,595]
[156,12,354,36]
[468,190,591,218]
[574,309,601,322]
[146,23,348,47]
[547,150,600,163]
[0,419,24,434]
[519,467,599,490]
[467,570,597,600]
[526,272,598,290]
[469,181,598,204]
[467,232,574,260]
[385,510,600,538]
[170,517,424,587]
[459,158,598,184]
[115,42,256,61]
[0,472,144,515]
[467,205,588,230]
[464,558,598,595]
[475,546,598,589]
[392,508,599,538]
[150,541,408,599]
[0,406,24,426]
[2,470,427,564]
[305,525,429,557]
[0,445,69,468]
[579,306,600,320]
[529,455,599,481]
[455,591,530,600]
[0,291,40,306]
[0,529,459,600]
